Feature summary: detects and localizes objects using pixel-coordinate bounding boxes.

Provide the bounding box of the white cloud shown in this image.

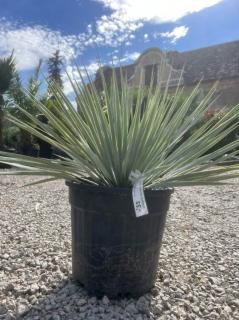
[112,51,140,63]
[95,14,143,47]
[0,18,81,70]
[95,0,223,23]
[0,16,133,72]
[125,51,140,61]
[107,49,119,56]
[159,26,189,43]
[86,0,222,52]
[0,0,223,75]
[143,33,150,43]
[90,0,222,49]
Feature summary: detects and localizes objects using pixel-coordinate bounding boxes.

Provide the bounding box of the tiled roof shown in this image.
[167,40,239,84]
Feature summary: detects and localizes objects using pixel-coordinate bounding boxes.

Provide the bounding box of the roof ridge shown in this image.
[179,39,239,54]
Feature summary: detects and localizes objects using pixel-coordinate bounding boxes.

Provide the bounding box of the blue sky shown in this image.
[0,0,239,95]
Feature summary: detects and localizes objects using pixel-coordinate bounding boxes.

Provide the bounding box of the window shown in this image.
[144,64,158,86]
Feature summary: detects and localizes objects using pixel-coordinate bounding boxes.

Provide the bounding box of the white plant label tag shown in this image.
[131,175,149,218]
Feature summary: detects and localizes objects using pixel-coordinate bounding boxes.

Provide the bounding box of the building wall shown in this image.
[95,46,239,111]
[130,49,183,87]
[129,49,239,109]
[215,77,239,108]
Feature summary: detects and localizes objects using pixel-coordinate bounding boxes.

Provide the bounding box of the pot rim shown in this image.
[65,179,174,196]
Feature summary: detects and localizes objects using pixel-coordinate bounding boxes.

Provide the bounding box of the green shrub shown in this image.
[3,125,20,149]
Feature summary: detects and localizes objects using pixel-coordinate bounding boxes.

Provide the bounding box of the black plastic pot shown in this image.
[0,162,11,169]
[66,181,173,298]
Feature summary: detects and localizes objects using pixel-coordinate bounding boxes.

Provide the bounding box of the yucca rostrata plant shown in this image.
[0,67,239,298]
[0,69,239,187]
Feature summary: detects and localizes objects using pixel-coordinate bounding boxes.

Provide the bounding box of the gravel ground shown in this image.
[0,172,239,320]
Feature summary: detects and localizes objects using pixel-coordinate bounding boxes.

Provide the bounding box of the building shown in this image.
[94,40,239,110]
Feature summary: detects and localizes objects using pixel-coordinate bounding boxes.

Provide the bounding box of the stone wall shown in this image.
[214,77,239,108]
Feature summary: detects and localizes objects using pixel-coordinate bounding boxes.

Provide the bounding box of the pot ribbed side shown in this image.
[67,181,173,298]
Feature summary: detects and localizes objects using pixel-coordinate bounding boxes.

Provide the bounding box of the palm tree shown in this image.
[0,53,15,150]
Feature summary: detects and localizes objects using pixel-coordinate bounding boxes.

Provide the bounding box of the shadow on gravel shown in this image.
[20,277,156,320]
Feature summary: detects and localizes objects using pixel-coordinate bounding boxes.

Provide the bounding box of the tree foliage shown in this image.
[5,59,43,155]
[0,53,15,149]
[47,50,63,89]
